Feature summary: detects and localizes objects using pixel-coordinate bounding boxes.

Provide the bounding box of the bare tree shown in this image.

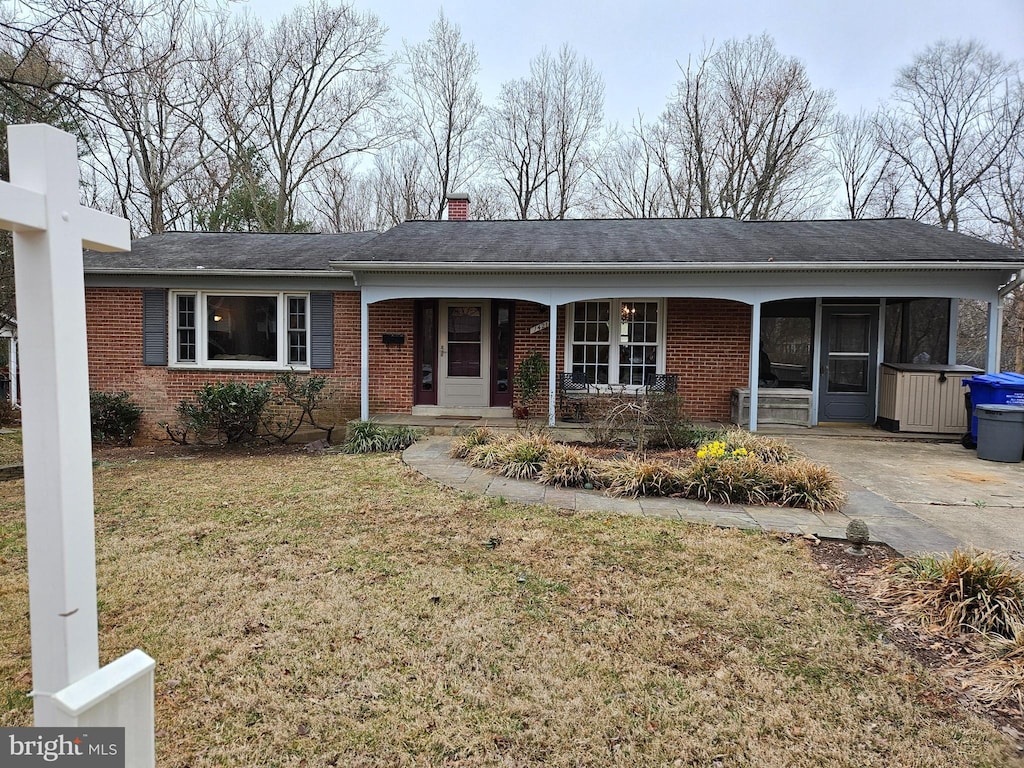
[485,74,550,219]
[225,0,393,232]
[372,141,433,227]
[48,0,223,234]
[399,10,482,220]
[0,38,87,324]
[830,110,894,218]
[306,158,380,232]
[588,118,669,218]
[975,85,1024,248]
[876,39,1024,233]
[486,44,603,219]
[537,45,604,219]
[658,34,836,221]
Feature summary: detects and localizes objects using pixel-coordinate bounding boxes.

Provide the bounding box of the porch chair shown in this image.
[644,373,679,394]
[558,371,591,422]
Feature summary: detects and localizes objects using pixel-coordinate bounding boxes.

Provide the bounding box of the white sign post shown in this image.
[0,124,155,766]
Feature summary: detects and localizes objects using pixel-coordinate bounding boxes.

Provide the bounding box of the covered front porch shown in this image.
[354,271,1008,433]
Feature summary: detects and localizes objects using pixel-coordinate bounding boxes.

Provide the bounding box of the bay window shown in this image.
[567,300,664,386]
[171,291,310,368]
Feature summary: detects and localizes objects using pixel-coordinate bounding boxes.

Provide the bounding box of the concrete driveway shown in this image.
[786,434,1024,559]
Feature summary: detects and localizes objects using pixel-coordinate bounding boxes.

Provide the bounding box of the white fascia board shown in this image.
[336,260,1024,273]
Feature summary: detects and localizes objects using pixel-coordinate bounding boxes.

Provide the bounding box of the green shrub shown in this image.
[601,456,685,498]
[513,351,548,418]
[497,434,552,480]
[171,381,273,444]
[89,390,143,445]
[449,427,493,459]
[887,549,1024,639]
[538,444,600,488]
[340,420,421,454]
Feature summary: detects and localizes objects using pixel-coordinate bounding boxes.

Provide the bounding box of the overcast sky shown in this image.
[242,0,1024,126]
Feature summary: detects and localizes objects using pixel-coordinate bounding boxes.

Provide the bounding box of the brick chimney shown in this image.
[445,193,470,221]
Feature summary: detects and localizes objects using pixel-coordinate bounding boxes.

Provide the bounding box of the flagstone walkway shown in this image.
[403,436,962,557]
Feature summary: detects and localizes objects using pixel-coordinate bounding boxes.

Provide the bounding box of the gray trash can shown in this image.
[975,404,1024,463]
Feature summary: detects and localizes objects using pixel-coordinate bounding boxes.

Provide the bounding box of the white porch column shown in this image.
[548,302,558,427]
[810,299,823,427]
[748,301,761,432]
[947,299,959,365]
[986,298,1002,373]
[360,295,370,421]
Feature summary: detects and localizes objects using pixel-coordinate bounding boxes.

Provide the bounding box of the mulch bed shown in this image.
[562,441,699,467]
[805,538,1024,754]
[92,440,306,464]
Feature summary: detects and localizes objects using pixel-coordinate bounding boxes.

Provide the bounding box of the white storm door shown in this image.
[438,300,491,406]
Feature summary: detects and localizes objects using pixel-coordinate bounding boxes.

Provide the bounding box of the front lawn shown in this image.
[0,450,1016,766]
[0,429,21,465]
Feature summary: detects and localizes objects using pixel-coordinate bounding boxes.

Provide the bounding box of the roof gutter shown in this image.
[333,260,1024,273]
[84,268,353,279]
[999,270,1023,299]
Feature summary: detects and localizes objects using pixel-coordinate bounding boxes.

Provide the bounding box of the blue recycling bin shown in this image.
[963,373,1024,445]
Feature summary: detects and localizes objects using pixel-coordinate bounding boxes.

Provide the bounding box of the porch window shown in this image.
[176,294,196,363]
[884,298,950,365]
[761,299,815,388]
[170,291,310,369]
[568,300,663,386]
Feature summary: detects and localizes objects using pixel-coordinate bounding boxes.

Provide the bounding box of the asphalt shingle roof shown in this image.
[83,231,379,272]
[83,218,1021,274]
[341,218,1020,266]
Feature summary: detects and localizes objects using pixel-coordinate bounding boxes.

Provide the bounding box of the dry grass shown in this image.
[0,450,1018,767]
[0,429,21,465]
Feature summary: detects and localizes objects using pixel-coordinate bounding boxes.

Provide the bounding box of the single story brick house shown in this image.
[82,197,1023,438]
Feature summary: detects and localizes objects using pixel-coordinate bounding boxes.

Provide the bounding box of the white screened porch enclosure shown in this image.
[351,262,1015,432]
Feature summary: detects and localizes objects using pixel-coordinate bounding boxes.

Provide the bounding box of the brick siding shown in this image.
[86,290,750,436]
[664,298,751,421]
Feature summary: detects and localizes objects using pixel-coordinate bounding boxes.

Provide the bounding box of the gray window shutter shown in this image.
[142,289,168,366]
[310,292,333,369]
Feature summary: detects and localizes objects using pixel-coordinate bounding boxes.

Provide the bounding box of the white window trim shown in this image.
[563,299,667,389]
[168,290,311,371]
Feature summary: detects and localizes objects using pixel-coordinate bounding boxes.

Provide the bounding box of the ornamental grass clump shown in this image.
[883,549,1024,639]
[538,444,600,488]
[601,456,685,498]
[449,427,493,459]
[497,433,552,480]
[340,420,421,454]
[776,459,846,512]
[465,435,516,469]
[718,428,798,464]
[684,454,770,505]
[682,434,842,509]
